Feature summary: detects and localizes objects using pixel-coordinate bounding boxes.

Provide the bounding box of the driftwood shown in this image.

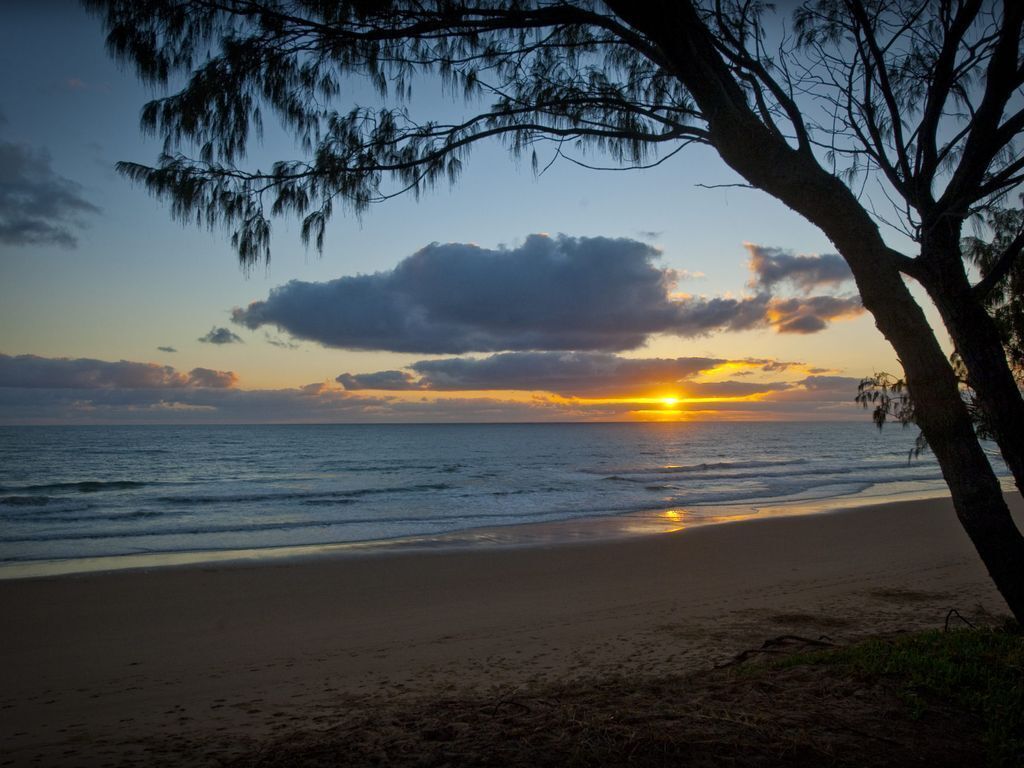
[716,635,836,668]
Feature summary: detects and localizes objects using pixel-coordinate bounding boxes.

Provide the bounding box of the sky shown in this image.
[0,0,937,425]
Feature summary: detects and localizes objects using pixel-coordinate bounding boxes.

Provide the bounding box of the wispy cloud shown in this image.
[63,78,109,94]
[746,244,854,293]
[264,333,299,349]
[157,346,177,353]
[767,296,864,334]
[0,141,101,248]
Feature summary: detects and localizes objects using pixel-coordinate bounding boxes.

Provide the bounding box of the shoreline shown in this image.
[0,484,972,581]
[3,493,1021,766]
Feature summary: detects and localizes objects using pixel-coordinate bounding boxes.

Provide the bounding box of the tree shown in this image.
[859,204,1024,452]
[85,0,1024,621]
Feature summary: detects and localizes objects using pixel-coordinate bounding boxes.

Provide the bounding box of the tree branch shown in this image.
[845,0,914,194]
[937,1,1024,214]
[974,225,1024,299]
[914,0,983,202]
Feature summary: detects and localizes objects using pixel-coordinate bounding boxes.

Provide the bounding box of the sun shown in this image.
[661,396,679,407]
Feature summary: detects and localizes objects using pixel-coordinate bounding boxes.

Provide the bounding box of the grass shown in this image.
[212,626,1024,767]
[781,624,1024,766]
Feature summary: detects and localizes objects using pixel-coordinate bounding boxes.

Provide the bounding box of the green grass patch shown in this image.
[783,626,1024,766]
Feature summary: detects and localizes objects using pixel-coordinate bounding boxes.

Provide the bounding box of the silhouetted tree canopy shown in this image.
[86,1,1024,266]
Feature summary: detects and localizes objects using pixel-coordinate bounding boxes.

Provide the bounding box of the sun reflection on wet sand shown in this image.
[615,508,688,535]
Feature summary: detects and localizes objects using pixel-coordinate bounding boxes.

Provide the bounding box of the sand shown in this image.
[2,495,1021,766]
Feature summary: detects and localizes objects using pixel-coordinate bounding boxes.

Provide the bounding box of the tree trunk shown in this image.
[606,0,1024,621]
[914,229,1024,498]
[865,275,1024,623]
[826,231,1024,626]
[769,201,1024,624]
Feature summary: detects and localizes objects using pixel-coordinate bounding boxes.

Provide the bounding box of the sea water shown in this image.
[0,422,1011,569]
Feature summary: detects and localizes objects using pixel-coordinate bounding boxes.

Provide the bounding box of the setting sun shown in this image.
[661,396,679,407]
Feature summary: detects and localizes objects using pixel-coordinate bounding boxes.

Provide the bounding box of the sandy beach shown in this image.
[2,494,1021,766]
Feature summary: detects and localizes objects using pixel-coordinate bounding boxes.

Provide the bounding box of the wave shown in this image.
[658,469,945,508]
[0,495,52,507]
[313,461,451,472]
[155,482,454,506]
[588,459,808,476]
[12,508,167,524]
[601,460,943,486]
[0,480,150,494]
[0,498,96,518]
[603,475,643,483]
[0,498,676,548]
[0,519,337,544]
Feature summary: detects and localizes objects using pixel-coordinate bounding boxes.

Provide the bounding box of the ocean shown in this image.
[0,422,1011,574]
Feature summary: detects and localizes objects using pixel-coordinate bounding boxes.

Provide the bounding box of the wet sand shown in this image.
[2,494,1021,766]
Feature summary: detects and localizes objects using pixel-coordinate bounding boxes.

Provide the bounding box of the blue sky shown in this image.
[0,0,926,423]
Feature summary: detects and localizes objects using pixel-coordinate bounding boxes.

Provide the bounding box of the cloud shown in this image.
[767,296,863,334]
[199,326,243,345]
[674,294,771,334]
[63,78,111,94]
[187,367,238,388]
[234,235,681,353]
[746,244,853,293]
[264,333,299,349]
[680,379,791,398]
[157,346,177,353]
[0,384,566,425]
[801,375,863,391]
[768,375,865,403]
[753,358,803,372]
[337,370,421,391]
[413,352,726,396]
[337,352,801,399]
[0,353,864,424]
[0,141,101,248]
[233,235,860,354]
[0,353,236,390]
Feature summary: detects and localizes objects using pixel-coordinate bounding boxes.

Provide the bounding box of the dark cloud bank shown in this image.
[233,235,862,354]
[0,141,100,248]
[0,353,237,390]
[0,352,863,424]
[339,352,785,398]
